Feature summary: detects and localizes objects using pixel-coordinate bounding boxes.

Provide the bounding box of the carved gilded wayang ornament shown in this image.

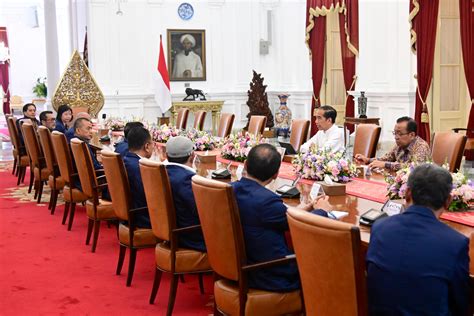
[52,50,104,117]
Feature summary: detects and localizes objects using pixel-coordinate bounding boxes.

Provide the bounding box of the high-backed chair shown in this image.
[353,124,381,159]
[289,119,310,152]
[287,207,367,316]
[247,115,267,137]
[7,116,29,183]
[38,127,65,214]
[9,95,23,115]
[70,138,117,252]
[139,159,210,316]
[21,123,49,203]
[101,151,158,286]
[51,132,89,229]
[453,128,474,161]
[217,113,235,138]
[192,110,207,131]
[431,131,467,172]
[71,106,89,117]
[175,108,189,130]
[191,175,302,316]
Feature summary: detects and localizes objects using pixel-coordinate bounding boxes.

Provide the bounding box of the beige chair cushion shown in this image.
[63,185,88,202]
[48,175,65,190]
[214,279,302,316]
[155,242,210,273]
[118,224,158,247]
[86,199,117,220]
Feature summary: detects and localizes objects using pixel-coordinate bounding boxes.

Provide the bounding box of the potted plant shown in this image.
[32,77,47,99]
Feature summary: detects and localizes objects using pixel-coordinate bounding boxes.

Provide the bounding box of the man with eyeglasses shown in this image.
[39,110,56,131]
[355,116,431,171]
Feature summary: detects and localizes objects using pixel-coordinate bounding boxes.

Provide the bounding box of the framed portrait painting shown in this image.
[167,29,206,81]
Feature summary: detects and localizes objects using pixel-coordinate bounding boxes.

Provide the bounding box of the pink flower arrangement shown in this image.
[292,146,357,182]
[220,132,267,162]
[149,124,180,143]
[104,117,125,131]
[185,130,218,151]
[385,162,474,211]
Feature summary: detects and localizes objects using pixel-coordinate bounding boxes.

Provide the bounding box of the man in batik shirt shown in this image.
[355,116,431,171]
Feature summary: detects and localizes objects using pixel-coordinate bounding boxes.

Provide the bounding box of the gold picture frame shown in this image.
[167,29,206,81]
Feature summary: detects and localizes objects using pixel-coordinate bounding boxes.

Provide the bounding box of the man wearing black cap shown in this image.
[165,136,206,252]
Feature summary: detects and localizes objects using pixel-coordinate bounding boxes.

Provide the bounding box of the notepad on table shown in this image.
[328,211,349,220]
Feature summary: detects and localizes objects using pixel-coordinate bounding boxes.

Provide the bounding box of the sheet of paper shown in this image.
[329,211,348,220]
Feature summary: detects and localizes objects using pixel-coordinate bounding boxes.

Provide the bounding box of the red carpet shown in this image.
[0,169,213,315]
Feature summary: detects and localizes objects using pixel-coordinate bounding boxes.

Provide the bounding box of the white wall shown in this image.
[87,0,313,129]
[0,0,73,112]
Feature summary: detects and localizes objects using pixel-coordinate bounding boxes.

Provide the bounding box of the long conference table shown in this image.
[93,140,474,273]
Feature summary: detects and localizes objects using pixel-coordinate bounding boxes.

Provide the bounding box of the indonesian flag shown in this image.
[155,35,172,114]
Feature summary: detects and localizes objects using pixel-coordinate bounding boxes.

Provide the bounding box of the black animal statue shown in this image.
[183,88,206,101]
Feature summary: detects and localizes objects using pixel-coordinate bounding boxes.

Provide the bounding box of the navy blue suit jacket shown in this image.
[231,177,317,292]
[114,139,129,158]
[65,127,75,143]
[54,120,67,134]
[366,205,469,316]
[123,152,151,228]
[166,163,206,252]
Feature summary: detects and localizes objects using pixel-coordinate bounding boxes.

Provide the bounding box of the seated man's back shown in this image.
[366,164,469,316]
[165,136,206,252]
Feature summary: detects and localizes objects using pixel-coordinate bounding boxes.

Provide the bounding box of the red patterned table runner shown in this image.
[440,212,474,227]
[216,155,388,203]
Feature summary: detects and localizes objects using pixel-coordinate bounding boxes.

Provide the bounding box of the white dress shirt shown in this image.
[300,124,345,153]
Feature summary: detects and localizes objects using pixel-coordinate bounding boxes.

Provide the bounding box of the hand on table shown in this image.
[368,159,386,170]
[312,196,332,211]
[354,154,369,164]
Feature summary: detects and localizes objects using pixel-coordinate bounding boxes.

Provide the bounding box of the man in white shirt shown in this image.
[300,105,345,153]
[172,34,203,79]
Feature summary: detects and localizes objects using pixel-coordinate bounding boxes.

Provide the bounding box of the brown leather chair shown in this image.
[101,151,158,286]
[192,110,207,131]
[139,159,210,316]
[247,115,267,137]
[453,128,474,161]
[7,116,29,183]
[217,113,235,138]
[431,131,467,172]
[21,123,50,203]
[38,127,65,214]
[51,132,88,229]
[289,119,310,152]
[175,108,189,130]
[353,124,381,159]
[287,207,367,316]
[191,175,302,316]
[70,138,117,252]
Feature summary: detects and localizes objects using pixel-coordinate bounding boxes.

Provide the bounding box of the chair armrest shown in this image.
[453,128,474,134]
[172,224,202,234]
[242,256,296,272]
[96,182,108,190]
[129,206,149,213]
[95,168,105,173]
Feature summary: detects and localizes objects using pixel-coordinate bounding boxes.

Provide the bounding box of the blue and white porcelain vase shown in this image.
[275,94,292,138]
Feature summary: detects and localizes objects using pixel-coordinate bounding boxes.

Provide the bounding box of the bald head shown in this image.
[70,112,91,126]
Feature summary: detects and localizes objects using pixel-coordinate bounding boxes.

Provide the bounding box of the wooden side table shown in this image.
[343,117,380,146]
[171,100,224,134]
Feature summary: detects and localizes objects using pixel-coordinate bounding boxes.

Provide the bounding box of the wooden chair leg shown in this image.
[116,244,126,275]
[198,273,205,294]
[21,166,27,183]
[86,218,94,245]
[179,275,185,283]
[33,180,39,200]
[28,168,34,193]
[15,161,20,177]
[126,248,137,287]
[37,180,44,204]
[50,190,59,215]
[62,202,70,225]
[91,220,101,253]
[67,202,76,231]
[149,269,163,304]
[48,188,54,210]
[12,158,17,175]
[16,167,23,185]
[166,274,179,316]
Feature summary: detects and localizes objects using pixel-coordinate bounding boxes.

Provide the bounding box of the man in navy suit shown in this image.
[231,143,330,292]
[165,136,206,252]
[123,126,153,228]
[66,112,91,143]
[72,117,102,170]
[367,164,469,315]
[115,121,144,158]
